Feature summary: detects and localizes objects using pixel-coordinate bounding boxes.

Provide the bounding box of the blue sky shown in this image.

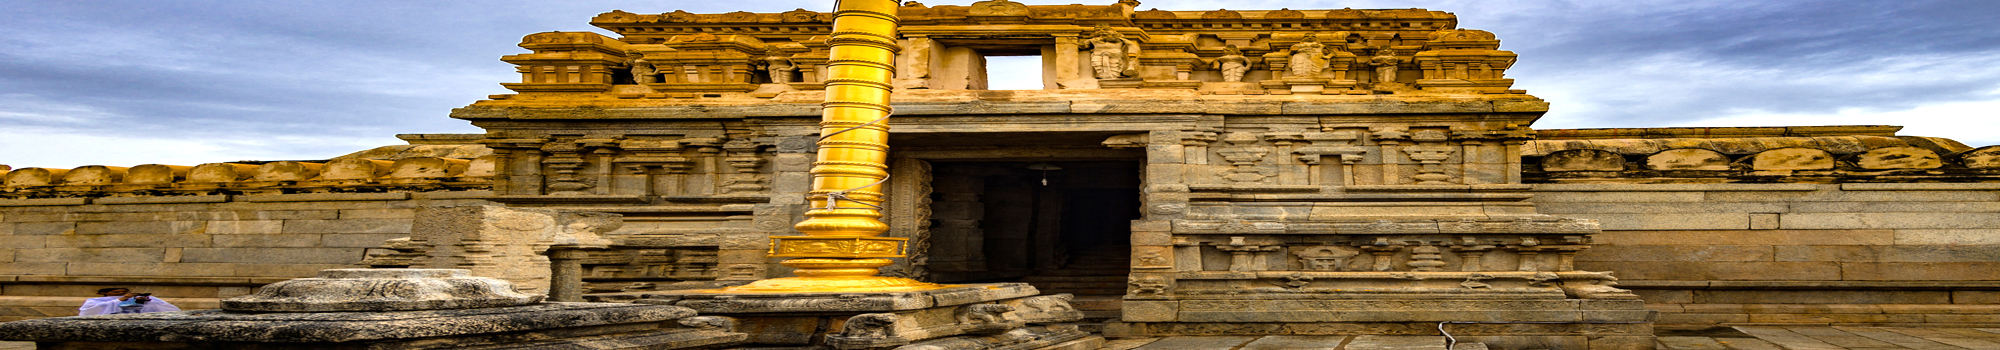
[2,0,1996,168]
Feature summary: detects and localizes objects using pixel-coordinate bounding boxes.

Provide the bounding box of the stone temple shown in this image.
[3,1,2000,349]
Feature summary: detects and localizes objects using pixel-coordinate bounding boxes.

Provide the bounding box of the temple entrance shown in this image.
[922,160,1140,296]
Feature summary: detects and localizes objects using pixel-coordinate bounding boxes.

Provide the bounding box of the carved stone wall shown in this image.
[5,2,1998,336]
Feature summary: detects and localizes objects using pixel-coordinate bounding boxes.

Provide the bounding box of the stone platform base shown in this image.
[1107,297,1655,350]
[641,283,1086,349]
[1108,322,1649,350]
[896,325,1098,350]
[0,302,744,350]
[1107,335,1485,350]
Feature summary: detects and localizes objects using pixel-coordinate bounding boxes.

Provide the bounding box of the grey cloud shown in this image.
[1,0,1996,167]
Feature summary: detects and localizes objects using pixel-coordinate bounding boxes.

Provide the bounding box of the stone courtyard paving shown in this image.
[1093,327,2000,349]
[2,326,1997,349]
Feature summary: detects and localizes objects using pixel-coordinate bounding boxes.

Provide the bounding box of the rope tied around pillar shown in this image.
[814,109,893,212]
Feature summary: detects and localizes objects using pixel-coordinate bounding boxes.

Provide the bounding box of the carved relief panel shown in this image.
[483,133,776,200]
[1183,123,1530,190]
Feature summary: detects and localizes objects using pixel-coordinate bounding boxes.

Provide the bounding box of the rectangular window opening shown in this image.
[985,55,1045,90]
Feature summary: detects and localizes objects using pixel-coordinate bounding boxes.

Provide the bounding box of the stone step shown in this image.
[1119,336,1485,350]
[1052,322,1102,334]
[1068,295,1123,311]
[1021,279,1126,285]
[1026,285,1127,293]
[1032,288,1128,296]
[1025,269,1131,277]
[1080,310,1121,319]
[1024,284,1120,288]
[1018,275,1129,282]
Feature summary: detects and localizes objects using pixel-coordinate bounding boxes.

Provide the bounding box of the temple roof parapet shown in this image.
[489,1,1505,102]
[0,144,495,200]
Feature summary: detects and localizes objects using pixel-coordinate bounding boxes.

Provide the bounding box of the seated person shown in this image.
[79,287,180,316]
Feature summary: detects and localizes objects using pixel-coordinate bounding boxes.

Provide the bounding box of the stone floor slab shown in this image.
[1787,326,1903,348]
[1928,328,2000,340]
[1659,336,1729,350]
[1713,338,1785,350]
[1879,327,2000,349]
[1240,335,1350,349]
[1347,335,1447,350]
[1044,336,1110,350]
[1101,338,1161,350]
[1130,336,1259,350]
[1835,327,1967,350]
[1737,327,1849,350]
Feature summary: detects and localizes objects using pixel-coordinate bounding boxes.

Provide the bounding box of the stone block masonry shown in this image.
[1536,183,2000,330]
[0,193,494,321]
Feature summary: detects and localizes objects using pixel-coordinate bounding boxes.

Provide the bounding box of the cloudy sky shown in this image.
[2,0,1995,168]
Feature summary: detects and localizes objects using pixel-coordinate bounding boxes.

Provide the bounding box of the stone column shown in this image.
[548,248,588,302]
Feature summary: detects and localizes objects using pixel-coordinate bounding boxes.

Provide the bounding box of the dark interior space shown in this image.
[924,160,1140,296]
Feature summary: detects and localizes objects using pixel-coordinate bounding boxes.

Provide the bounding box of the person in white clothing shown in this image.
[78,287,180,316]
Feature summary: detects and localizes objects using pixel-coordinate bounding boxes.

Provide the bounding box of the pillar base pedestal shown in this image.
[715,276,952,294]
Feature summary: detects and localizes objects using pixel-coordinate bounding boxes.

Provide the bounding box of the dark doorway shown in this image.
[925,161,1140,295]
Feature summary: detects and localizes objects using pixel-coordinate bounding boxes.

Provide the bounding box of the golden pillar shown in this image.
[721,0,944,293]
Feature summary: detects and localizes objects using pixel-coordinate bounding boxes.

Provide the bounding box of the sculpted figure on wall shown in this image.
[1080,24,1140,79]
[761,47,797,84]
[1371,47,1402,84]
[626,50,656,84]
[1287,33,1330,77]
[1212,45,1252,82]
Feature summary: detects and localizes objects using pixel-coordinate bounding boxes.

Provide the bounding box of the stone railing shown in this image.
[0,156,496,199]
[1522,131,2000,183]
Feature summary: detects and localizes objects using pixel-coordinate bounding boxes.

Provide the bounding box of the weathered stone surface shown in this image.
[1541,149,1625,172]
[1895,229,2000,245]
[1239,335,1352,349]
[1591,230,1896,246]
[1565,213,1748,230]
[362,205,617,294]
[0,303,728,345]
[1959,145,2000,168]
[1132,336,1260,349]
[643,283,1036,314]
[1849,146,1941,169]
[60,166,128,185]
[1782,212,2000,230]
[1748,147,1834,171]
[1173,299,1643,323]
[892,325,1094,350]
[1526,133,1907,156]
[222,269,541,312]
[1645,148,1731,171]
[1575,245,1772,262]
[1346,335,1449,350]
[1577,261,1841,280]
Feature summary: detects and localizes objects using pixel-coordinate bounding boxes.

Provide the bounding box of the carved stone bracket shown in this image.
[1216,132,1275,183]
[1404,129,1456,185]
[1214,236,1283,272]
[720,138,769,194]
